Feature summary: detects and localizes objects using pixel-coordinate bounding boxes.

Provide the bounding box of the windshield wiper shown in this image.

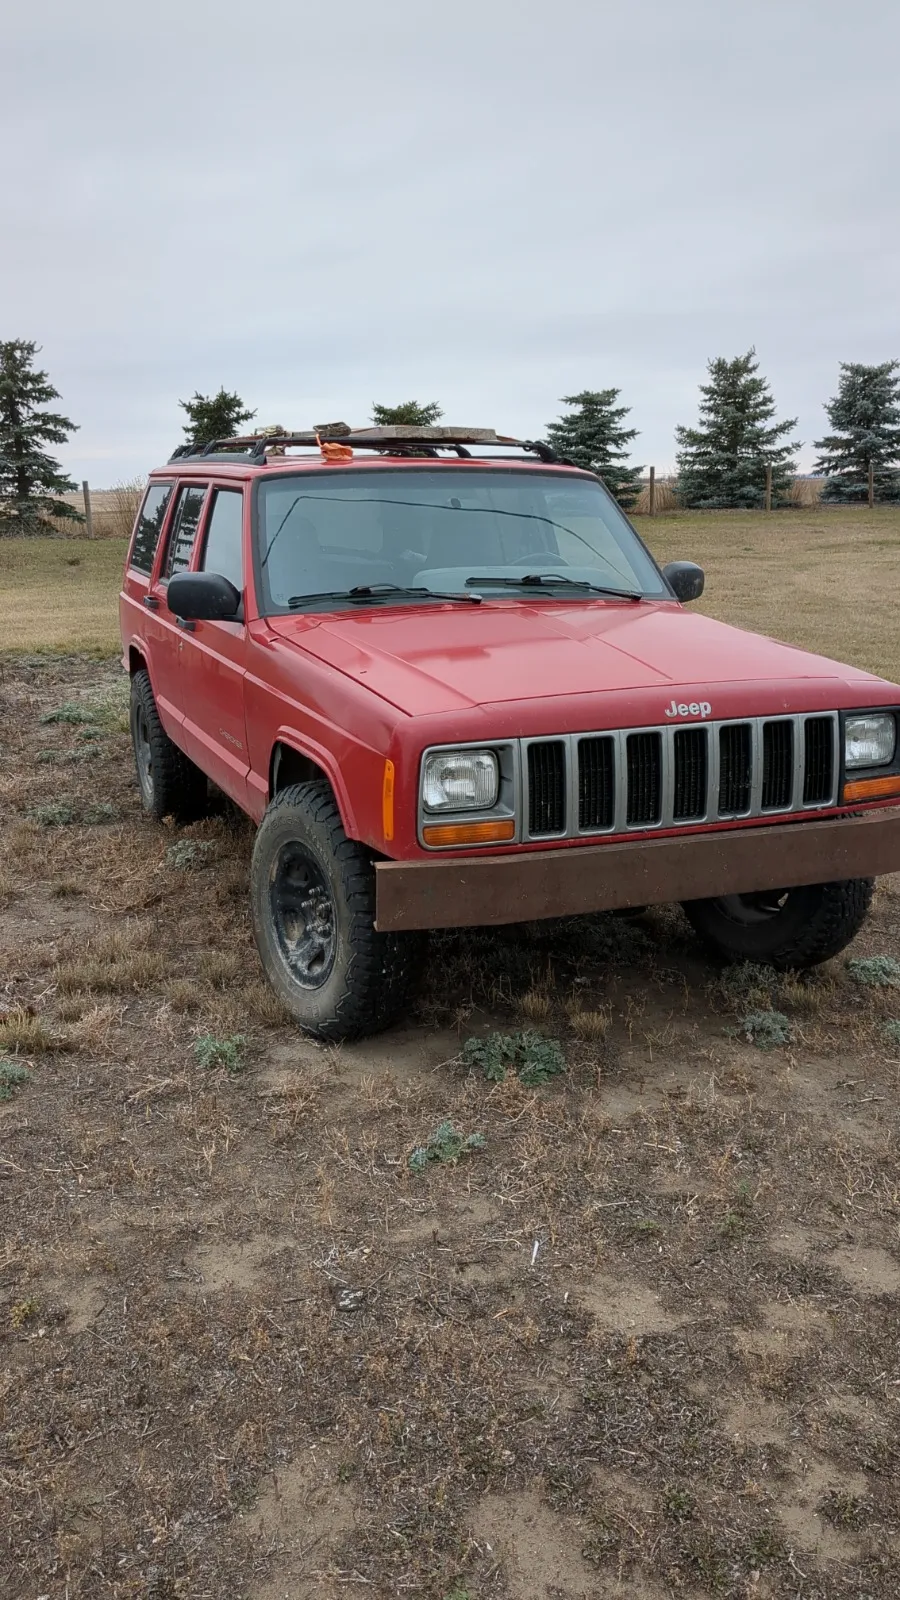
[465,573,642,600]
[286,583,481,608]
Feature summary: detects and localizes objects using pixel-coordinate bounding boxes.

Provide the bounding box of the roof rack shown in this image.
[168,425,562,466]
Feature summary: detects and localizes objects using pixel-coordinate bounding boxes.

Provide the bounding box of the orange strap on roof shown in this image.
[315,432,354,462]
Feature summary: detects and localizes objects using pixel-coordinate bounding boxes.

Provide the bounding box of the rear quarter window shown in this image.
[129,484,174,575]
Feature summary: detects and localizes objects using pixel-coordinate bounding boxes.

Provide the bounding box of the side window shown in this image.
[129,484,173,575]
[164,485,208,578]
[199,489,244,593]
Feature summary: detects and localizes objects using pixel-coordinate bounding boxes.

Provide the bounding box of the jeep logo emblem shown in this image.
[665,699,712,719]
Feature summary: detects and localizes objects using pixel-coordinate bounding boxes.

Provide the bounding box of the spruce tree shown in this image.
[813,361,900,502]
[371,400,443,426]
[544,390,642,506]
[180,388,256,447]
[0,340,80,533]
[675,350,799,508]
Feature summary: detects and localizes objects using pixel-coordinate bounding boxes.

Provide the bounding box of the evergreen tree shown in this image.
[0,340,80,533]
[544,390,642,506]
[371,400,443,426]
[813,361,900,502]
[675,350,799,508]
[180,388,256,446]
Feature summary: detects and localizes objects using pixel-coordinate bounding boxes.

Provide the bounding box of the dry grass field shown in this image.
[2,507,900,1599]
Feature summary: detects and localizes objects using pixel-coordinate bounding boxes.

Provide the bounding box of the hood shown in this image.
[267,599,890,720]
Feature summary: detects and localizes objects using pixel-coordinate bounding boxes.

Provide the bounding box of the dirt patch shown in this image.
[471,1489,595,1599]
[827,1243,900,1295]
[575,1275,684,1335]
[734,1298,833,1357]
[244,1446,356,1599]
[188,1234,300,1292]
[777,1455,870,1561]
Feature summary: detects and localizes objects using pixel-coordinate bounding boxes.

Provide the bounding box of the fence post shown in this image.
[82,480,94,539]
[764,465,773,513]
[648,465,656,517]
[868,460,875,508]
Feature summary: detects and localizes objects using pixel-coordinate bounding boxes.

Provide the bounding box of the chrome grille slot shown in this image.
[762,720,793,810]
[578,736,615,831]
[626,731,662,826]
[673,727,708,821]
[527,741,566,835]
[803,717,835,805]
[718,723,753,815]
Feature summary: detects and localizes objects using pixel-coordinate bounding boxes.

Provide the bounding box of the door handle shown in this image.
[143,595,160,610]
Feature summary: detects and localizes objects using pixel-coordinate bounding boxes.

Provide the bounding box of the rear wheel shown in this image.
[130,670,208,822]
[682,879,874,970]
[250,780,425,1040]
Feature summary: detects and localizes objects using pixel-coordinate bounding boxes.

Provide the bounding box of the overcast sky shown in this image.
[3,0,898,483]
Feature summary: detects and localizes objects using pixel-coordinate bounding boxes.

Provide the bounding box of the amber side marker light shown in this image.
[843,774,900,804]
[422,819,516,847]
[382,759,395,841]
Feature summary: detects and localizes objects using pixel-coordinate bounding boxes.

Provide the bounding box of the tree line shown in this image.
[1,339,899,532]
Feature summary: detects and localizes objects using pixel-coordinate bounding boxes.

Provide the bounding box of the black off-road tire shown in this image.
[130,670,209,822]
[682,878,874,971]
[250,780,426,1040]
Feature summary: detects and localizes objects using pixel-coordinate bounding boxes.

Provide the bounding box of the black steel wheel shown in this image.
[250,780,425,1039]
[269,842,337,990]
[682,878,874,970]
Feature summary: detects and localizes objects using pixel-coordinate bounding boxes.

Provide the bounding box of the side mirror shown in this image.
[167,572,242,621]
[663,560,704,603]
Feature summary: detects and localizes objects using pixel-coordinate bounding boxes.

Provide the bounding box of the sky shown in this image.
[3,0,899,484]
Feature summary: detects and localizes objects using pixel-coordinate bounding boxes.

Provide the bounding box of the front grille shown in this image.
[520,712,837,842]
[578,736,615,830]
[626,732,662,825]
[719,723,753,815]
[804,717,835,805]
[673,727,708,820]
[762,720,793,809]
[527,741,566,835]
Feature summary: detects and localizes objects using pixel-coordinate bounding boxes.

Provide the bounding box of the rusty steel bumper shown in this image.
[374,809,900,932]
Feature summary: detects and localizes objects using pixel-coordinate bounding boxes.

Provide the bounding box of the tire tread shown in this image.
[251,781,424,1040]
[683,878,874,971]
[131,671,208,822]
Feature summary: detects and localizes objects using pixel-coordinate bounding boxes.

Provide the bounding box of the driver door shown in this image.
[175,485,251,809]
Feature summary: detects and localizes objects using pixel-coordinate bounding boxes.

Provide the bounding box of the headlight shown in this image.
[422,749,499,811]
[845,714,896,770]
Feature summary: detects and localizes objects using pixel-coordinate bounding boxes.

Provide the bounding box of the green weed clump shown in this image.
[883,1020,900,1046]
[730,1009,793,1049]
[0,1060,31,1101]
[462,1028,566,1086]
[40,702,95,725]
[82,802,119,825]
[714,961,779,1008]
[193,1034,247,1074]
[846,955,900,988]
[409,1121,485,1172]
[165,840,214,870]
[29,802,78,827]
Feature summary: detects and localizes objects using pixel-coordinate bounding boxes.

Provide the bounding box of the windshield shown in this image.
[254,467,669,612]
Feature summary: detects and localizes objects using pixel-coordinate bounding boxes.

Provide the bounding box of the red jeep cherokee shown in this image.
[120,424,900,1039]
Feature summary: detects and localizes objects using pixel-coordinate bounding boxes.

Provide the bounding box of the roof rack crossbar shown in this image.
[167,427,563,466]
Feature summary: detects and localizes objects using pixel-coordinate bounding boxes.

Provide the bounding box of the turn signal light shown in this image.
[843,774,900,804]
[422,818,516,847]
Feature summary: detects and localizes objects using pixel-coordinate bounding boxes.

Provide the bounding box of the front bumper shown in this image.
[374,808,900,931]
